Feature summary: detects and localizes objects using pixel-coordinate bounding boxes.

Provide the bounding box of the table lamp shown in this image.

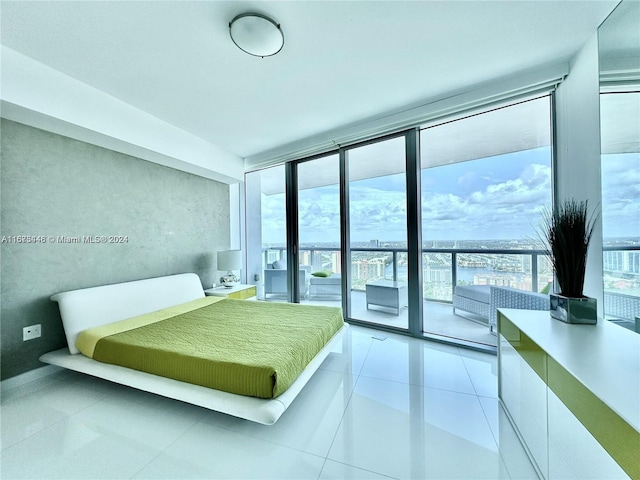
[217,250,242,287]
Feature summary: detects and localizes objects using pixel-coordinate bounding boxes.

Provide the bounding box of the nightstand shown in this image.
[204,284,257,300]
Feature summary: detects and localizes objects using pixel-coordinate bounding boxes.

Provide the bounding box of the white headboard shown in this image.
[51,273,205,354]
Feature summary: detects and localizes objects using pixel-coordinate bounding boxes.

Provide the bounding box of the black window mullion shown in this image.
[285,162,299,303]
[339,148,351,318]
[405,128,423,336]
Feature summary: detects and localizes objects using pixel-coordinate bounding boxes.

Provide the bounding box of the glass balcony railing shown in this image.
[262,245,639,303]
[602,245,640,322]
[262,246,553,299]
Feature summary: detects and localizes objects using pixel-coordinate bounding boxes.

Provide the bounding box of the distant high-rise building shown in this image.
[366,259,385,278]
[352,261,362,281]
[424,265,452,283]
[352,257,385,280]
[266,250,281,265]
[331,251,341,273]
[300,250,311,267]
[604,250,640,275]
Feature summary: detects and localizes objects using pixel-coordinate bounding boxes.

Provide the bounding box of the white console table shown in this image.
[498,309,639,480]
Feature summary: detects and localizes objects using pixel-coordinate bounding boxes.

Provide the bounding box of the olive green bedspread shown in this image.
[77,298,344,399]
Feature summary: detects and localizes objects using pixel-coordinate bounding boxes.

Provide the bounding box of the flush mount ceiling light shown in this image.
[229,13,284,58]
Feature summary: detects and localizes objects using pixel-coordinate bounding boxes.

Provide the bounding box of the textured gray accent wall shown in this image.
[0,119,230,380]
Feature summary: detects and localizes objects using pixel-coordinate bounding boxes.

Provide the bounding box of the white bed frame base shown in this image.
[41,273,346,425]
[40,327,344,425]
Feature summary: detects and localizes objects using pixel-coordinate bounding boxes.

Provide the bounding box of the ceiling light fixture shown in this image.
[229,13,284,58]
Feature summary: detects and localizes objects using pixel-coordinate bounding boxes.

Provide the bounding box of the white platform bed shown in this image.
[39,273,346,425]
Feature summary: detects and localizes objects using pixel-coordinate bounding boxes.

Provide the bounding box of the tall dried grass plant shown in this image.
[539,199,599,298]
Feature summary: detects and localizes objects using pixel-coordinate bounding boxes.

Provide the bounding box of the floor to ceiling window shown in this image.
[245,95,555,350]
[597,0,640,330]
[600,91,640,327]
[245,164,288,301]
[420,96,553,347]
[297,154,342,306]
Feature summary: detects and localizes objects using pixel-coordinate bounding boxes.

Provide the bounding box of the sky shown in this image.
[261,148,639,246]
[601,152,640,239]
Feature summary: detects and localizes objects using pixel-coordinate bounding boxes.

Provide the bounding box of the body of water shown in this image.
[387,265,529,283]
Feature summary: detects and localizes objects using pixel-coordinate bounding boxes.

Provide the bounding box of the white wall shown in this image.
[1,46,244,184]
[244,172,264,296]
[554,33,604,316]
[1,119,230,379]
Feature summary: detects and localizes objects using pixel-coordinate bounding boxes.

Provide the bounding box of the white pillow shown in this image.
[273,259,286,269]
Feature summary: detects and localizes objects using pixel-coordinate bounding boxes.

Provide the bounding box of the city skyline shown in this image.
[263,236,640,249]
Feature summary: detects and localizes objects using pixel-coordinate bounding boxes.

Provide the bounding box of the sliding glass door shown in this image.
[345,135,409,329]
[297,154,342,306]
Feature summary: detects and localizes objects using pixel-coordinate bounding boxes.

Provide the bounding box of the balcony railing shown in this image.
[262,246,552,300]
[262,245,640,305]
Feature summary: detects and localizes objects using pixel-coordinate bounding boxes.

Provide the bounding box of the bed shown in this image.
[39,273,346,425]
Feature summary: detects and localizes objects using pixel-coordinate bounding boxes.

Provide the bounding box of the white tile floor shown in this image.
[300,293,497,348]
[1,325,538,479]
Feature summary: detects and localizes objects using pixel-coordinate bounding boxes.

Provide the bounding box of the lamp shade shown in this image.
[217,250,242,271]
[229,13,284,57]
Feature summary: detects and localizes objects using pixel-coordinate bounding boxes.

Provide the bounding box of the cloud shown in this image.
[421,163,552,239]
[266,160,555,242]
[260,153,638,244]
[469,163,551,208]
[457,171,478,189]
[349,186,407,239]
[601,154,640,238]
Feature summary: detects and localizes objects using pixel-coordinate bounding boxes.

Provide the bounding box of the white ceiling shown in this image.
[0,0,618,163]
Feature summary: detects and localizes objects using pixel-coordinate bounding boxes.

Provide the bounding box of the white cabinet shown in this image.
[498,309,639,480]
[547,389,628,479]
[499,335,548,477]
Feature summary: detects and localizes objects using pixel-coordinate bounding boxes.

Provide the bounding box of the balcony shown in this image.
[260,245,640,347]
[262,246,551,348]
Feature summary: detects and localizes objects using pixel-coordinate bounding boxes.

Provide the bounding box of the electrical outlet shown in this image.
[23,324,41,341]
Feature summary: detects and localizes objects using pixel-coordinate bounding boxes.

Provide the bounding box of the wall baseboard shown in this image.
[1,364,63,392]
